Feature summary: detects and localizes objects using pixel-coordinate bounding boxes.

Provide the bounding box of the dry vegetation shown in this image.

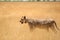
[0,2,60,40]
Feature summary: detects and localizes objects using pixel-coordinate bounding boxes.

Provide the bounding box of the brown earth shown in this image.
[0,2,60,40]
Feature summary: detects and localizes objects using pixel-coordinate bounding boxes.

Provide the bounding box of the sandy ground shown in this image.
[0,2,60,40]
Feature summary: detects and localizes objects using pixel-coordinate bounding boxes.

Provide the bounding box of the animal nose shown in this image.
[20,21,21,22]
[19,21,23,24]
[21,22,23,24]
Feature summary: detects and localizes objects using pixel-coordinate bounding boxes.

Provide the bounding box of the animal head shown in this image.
[20,16,27,24]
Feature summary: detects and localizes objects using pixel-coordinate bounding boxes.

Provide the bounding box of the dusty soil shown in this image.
[0,2,60,40]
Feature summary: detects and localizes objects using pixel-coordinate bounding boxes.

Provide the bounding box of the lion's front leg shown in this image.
[28,23,34,31]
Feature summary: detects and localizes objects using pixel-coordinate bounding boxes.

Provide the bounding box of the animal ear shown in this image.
[24,16,26,19]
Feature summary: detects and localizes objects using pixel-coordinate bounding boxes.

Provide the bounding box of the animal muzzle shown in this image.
[20,21,23,24]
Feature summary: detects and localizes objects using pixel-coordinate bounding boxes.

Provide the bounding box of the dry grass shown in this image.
[0,2,60,40]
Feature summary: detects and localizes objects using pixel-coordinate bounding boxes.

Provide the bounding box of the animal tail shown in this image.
[53,21,60,30]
